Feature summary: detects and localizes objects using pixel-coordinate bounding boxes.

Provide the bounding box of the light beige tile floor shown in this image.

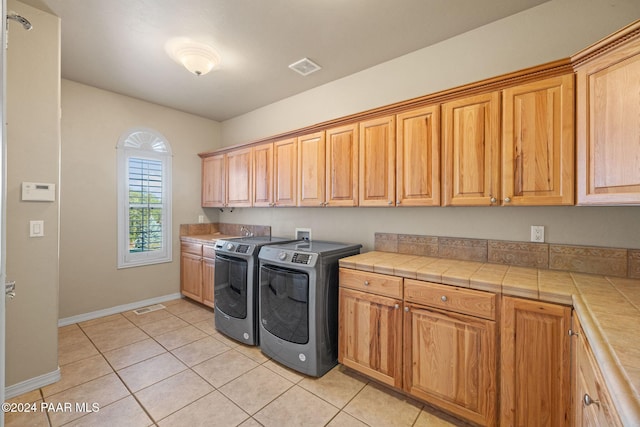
[4,298,469,426]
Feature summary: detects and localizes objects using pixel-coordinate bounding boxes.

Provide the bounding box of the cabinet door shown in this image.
[396,105,440,206]
[326,124,359,206]
[226,147,253,207]
[253,143,274,207]
[572,313,623,427]
[297,131,326,207]
[274,138,297,206]
[202,256,215,309]
[338,287,402,388]
[202,154,225,207]
[575,38,640,204]
[502,74,574,206]
[180,252,202,302]
[442,92,500,206]
[359,116,396,206]
[501,296,571,427]
[404,305,497,426]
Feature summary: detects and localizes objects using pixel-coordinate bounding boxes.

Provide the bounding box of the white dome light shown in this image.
[165,38,220,77]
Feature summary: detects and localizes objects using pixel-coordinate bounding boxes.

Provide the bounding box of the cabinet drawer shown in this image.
[339,268,403,298]
[181,242,202,256]
[405,279,496,320]
[203,245,216,259]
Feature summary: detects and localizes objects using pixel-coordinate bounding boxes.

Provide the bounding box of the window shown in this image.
[117,128,172,268]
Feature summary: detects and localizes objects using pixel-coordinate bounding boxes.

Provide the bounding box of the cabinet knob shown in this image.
[583,394,599,407]
[363,280,369,286]
[396,200,401,205]
[568,329,579,337]
[319,202,324,206]
[440,295,448,302]
[504,197,511,203]
[387,200,393,205]
[404,306,409,312]
[490,197,497,204]
[394,304,399,310]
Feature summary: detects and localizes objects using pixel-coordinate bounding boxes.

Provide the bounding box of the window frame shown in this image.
[117,128,173,269]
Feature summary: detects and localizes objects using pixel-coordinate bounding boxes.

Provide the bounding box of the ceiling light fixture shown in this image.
[165,38,220,77]
[289,57,322,76]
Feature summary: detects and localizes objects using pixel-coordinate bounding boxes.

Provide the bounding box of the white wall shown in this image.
[59,80,220,319]
[6,0,60,387]
[216,0,640,251]
[222,0,640,146]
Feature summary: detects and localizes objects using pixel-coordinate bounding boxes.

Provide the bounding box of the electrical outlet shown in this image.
[198,215,205,224]
[530,225,545,243]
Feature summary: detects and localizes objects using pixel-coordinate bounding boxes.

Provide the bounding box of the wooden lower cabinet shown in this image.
[338,287,403,388]
[404,304,497,426]
[500,296,572,426]
[572,312,622,427]
[201,254,215,309]
[180,241,215,308]
[338,269,498,426]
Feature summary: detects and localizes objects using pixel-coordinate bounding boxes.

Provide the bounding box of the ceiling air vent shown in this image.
[288,57,322,76]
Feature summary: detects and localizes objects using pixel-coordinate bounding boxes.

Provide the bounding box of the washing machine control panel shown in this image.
[291,252,312,265]
[260,247,317,267]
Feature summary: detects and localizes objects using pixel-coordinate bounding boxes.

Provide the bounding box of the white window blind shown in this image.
[117,128,172,268]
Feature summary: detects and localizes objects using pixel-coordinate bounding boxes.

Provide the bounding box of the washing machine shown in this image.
[258,240,361,376]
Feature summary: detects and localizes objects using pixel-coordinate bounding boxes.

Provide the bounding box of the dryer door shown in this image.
[260,264,309,344]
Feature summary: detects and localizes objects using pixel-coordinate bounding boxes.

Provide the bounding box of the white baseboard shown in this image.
[5,368,61,399]
[58,293,183,327]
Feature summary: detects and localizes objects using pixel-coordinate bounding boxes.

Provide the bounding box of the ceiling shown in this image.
[18,0,549,122]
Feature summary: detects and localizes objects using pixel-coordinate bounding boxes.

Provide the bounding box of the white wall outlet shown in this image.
[198,215,205,224]
[530,225,545,243]
[295,227,312,241]
[30,220,44,237]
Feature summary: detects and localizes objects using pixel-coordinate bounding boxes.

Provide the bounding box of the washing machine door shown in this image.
[214,254,249,318]
[260,264,309,344]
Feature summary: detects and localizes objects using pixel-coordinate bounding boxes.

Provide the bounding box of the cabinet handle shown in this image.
[490,197,497,204]
[404,306,409,312]
[583,394,599,407]
[394,304,399,309]
[568,329,579,337]
[441,295,448,302]
[363,280,369,286]
[504,197,511,203]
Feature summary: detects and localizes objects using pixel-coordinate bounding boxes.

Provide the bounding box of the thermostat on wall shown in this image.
[21,182,55,202]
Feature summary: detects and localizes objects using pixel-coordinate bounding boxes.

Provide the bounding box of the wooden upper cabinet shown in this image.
[573,22,640,205]
[274,137,297,206]
[502,74,575,206]
[326,124,359,206]
[359,115,396,206]
[226,147,253,207]
[202,154,225,207]
[501,296,571,427]
[442,92,500,206]
[396,106,440,206]
[253,142,274,207]
[297,131,326,207]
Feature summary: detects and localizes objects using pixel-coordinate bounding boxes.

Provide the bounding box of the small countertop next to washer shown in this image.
[180,233,239,245]
[339,251,640,426]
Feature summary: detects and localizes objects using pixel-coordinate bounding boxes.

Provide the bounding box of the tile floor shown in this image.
[5,298,468,427]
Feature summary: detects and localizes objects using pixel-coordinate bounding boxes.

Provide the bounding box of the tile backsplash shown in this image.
[375,232,639,278]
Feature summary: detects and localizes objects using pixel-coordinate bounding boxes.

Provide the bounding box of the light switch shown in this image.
[30,220,44,237]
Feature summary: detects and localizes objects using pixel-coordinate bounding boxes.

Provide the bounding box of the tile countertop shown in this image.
[179,234,239,244]
[339,251,640,426]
